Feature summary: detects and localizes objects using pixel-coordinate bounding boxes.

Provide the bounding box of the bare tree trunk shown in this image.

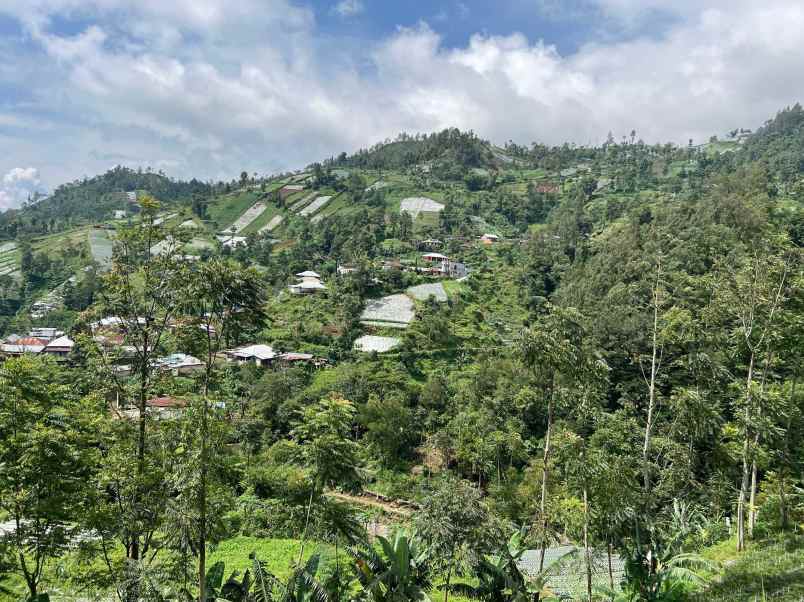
[748,352,773,539]
[608,541,614,593]
[642,264,661,496]
[443,557,453,602]
[779,377,798,531]
[583,486,592,602]
[748,451,758,538]
[298,486,316,564]
[198,396,208,602]
[538,379,555,572]
[737,352,755,552]
[199,340,214,602]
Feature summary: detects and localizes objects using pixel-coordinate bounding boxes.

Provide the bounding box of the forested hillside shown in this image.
[0,106,802,601]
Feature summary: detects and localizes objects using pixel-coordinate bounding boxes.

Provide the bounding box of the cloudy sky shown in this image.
[1,0,803,208]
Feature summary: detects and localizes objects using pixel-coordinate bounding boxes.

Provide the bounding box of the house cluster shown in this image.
[0,327,75,359]
[418,253,468,279]
[289,270,327,295]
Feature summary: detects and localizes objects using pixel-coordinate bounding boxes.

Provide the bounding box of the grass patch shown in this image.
[693,534,804,601]
[208,537,335,580]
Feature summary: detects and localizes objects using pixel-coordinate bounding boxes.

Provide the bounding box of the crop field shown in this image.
[88,229,114,266]
[399,197,444,219]
[407,282,447,302]
[230,202,268,233]
[259,214,284,233]
[0,243,18,277]
[289,192,317,212]
[353,335,402,352]
[360,293,415,327]
[153,212,177,226]
[300,195,332,216]
[365,180,389,191]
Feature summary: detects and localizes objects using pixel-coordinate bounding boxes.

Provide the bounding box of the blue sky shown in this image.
[1,0,803,208]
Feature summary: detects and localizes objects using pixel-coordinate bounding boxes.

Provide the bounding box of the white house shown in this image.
[225,344,277,366]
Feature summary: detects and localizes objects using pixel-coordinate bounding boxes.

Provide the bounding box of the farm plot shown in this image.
[230,202,268,233]
[0,243,18,276]
[290,192,317,212]
[353,335,401,353]
[400,197,444,219]
[300,195,332,217]
[360,293,415,328]
[365,180,389,192]
[259,215,284,233]
[407,282,447,302]
[153,213,177,226]
[88,229,114,267]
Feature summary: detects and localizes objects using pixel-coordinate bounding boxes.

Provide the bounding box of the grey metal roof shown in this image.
[519,547,625,600]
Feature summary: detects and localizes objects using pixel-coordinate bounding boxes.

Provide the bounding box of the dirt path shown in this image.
[325,491,415,516]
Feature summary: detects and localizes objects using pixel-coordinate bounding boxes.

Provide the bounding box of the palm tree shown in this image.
[348,530,433,601]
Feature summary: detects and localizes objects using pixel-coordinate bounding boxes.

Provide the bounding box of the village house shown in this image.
[278,184,305,200]
[289,270,327,295]
[153,353,204,375]
[418,253,468,279]
[116,396,188,420]
[29,327,62,340]
[0,336,49,357]
[535,183,559,194]
[0,327,71,358]
[276,352,328,368]
[216,234,248,248]
[337,264,358,275]
[419,238,443,249]
[42,335,75,358]
[225,344,277,366]
[480,233,500,244]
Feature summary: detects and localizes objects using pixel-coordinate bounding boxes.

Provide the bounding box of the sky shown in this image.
[1,0,804,208]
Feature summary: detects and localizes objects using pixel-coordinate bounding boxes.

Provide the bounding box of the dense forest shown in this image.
[0,106,802,601]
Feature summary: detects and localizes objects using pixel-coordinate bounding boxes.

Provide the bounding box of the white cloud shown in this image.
[332,0,364,17]
[0,168,47,210]
[0,0,803,194]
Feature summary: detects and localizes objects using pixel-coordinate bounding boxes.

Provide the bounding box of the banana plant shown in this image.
[250,552,331,602]
[348,530,432,601]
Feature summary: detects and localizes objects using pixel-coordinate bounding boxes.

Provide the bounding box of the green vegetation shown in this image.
[0,107,803,601]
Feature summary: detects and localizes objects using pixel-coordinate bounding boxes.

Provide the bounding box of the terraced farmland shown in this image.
[300,195,332,217]
[290,192,317,212]
[353,335,401,353]
[360,293,415,328]
[260,215,284,233]
[88,229,114,267]
[399,197,444,219]
[230,202,268,233]
[0,242,18,277]
[407,282,447,302]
